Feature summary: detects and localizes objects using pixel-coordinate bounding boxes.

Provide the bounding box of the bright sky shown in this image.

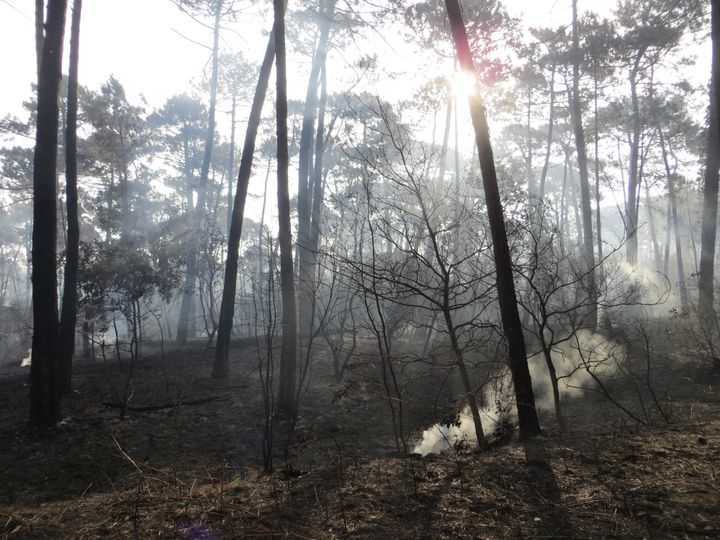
[0,0,623,120]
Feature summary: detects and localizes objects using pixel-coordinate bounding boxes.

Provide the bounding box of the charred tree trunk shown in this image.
[275,0,298,419]
[59,0,82,395]
[30,0,68,426]
[213,29,276,379]
[699,0,720,318]
[444,0,541,439]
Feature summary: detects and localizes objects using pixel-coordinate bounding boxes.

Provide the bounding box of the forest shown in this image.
[1,0,719,537]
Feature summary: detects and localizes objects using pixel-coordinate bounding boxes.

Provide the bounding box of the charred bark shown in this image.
[275,0,298,419]
[213,29,276,379]
[699,0,720,318]
[59,0,82,395]
[444,0,541,439]
[30,0,68,426]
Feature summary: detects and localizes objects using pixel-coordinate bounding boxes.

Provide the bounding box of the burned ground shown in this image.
[1,337,719,539]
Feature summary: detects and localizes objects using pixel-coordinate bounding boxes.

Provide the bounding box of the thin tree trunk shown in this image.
[663,195,671,276]
[309,66,331,261]
[687,190,700,274]
[275,0,298,419]
[539,63,556,203]
[297,0,335,344]
[593,68,604,273]
[699,0,720,318]
[177,0,222,344]
[59,0,82,395]
[644,177,662,272]
[30,0,68,427]
[35,0,45,80]
[570,0,597,329]
[226,89,237,236]
[444,0,541,439]
[626,50,646,266]
[213,28,276,378]
[659,129,689,312]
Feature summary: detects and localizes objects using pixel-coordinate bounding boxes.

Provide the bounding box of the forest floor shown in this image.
[0,340,719,539]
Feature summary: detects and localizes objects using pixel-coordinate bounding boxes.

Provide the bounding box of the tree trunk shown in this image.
[570,0,597,329]
[226,89,237,236]
[59,0,82,395]
[444,0,541,439]
[659,129,689,312]
[644,177,662,272]
[30,0,68,427]
[626,50,646,266]
[213,28,276,379]
[699,0,720,318]
[593,68,604,276]
[663,196,671,275]
[538,63,556,203]
[275,0,298,419]
[308,66,331,261]
[297,0,335,346]
[177,0,222,344]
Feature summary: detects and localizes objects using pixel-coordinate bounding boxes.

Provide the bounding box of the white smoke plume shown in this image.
[413,331,624,455]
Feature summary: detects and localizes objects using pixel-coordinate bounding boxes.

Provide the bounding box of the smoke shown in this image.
[413,406,478,455]
[615,261,673,314]
[412,376,516,456]
[413,331,624,456]
[529,330,623,415]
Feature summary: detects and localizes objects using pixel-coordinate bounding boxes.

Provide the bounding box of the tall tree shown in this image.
[615,0,703,266]
[275,0,298,419]
[700,0,720,318]
[217,52,252,236]
[58,0,82,395]
[213,30,276,379]
[570,0,597,328]
[35,0,44,79]
[296,0,336,346]
[443,0,541,438]
[30,0,68,426]
[176,0,223,344]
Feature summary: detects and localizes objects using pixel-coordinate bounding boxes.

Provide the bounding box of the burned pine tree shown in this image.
[30,0,68,426]
[443,0,541,439]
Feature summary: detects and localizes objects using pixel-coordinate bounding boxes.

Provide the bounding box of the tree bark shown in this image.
[444,0,541,439]
[699,0,720,318]
[59,0,82,395]
[213,28,276,379]
[30,0,68,427]
[275,0,298,419]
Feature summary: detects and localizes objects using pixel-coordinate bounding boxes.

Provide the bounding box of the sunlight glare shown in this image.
[450,69,477,100]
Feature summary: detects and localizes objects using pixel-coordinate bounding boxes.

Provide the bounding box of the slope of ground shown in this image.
[0,345,718,539]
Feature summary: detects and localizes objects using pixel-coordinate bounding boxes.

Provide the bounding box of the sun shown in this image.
[450,69,478,100]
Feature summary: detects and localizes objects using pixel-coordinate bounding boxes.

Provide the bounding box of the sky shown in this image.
[0,0,622,120]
